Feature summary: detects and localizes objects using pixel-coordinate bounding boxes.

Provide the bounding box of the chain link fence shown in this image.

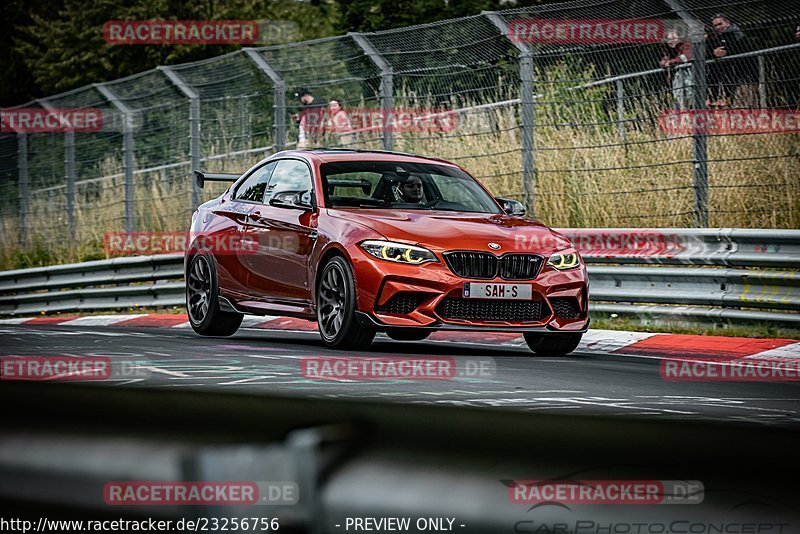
[0,0,798,268]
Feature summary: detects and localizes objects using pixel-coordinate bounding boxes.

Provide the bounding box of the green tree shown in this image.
[12,0,340,99]
[0,0,63,106]
[336,0,544,33]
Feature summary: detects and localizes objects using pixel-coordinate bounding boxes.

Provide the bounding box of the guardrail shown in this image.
[0,229,797,325]
[5,383,799,530]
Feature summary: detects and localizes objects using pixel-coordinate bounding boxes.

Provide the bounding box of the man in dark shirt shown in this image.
[706,14,757,108]
[293,88,327,148]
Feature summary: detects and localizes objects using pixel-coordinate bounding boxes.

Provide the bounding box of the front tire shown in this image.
[524,333,582,356]
[186,252,243,336]
[317,256,375,349]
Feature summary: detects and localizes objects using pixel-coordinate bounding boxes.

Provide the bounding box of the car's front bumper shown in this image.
[349,245,589,333]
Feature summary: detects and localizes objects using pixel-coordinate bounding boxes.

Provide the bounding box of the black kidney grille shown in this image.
[444,252,543,280]
[436,298,545,323]
[376,292,425,315]
[498,254,543,280]
[443,252,498,279]
[551,297,582,319]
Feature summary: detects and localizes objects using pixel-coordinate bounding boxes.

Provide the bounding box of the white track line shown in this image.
[743,341,800,360]
[577,329,659,353]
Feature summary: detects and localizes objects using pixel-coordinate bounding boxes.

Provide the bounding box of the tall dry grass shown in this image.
[1,94,798,270]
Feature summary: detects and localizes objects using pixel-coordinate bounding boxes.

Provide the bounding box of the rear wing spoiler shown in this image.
[194,170,240,189]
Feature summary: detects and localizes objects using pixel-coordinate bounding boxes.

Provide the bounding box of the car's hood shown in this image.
[327,209,572,255]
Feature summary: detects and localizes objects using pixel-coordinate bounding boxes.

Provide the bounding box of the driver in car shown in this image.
[399,175,425,203]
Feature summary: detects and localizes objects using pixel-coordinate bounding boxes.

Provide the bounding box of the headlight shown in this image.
[547,249,581,270]
[360,240,437,264]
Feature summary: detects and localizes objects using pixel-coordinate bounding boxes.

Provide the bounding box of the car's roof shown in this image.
[273,149,458,166]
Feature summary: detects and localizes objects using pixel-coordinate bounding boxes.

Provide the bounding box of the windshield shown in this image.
[320,160,502,214]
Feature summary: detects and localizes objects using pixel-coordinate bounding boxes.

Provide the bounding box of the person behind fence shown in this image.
[293,88,326,148]
[706,13,757,108]
[659,28,693,110]
[325,99,355,147]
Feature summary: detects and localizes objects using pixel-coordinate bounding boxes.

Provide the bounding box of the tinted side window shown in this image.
[265,159,313,203]
[234,162,277,202]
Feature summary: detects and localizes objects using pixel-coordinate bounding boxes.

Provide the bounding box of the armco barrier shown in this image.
[5,383,800,530]
[556,228,799,267]
[0,229,797,325]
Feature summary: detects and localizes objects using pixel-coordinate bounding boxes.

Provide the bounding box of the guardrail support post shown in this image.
[95,83,136,232]
[484,12,537,217]
[350,33,393,151]
[244,48,286,151]
[159,66,201,211]
[18,133,29,248]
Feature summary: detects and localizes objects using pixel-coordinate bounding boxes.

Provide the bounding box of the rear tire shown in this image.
[524,333,582,356]
[317,256,376,349]
[386,328,431,342]
[186,252,243,337]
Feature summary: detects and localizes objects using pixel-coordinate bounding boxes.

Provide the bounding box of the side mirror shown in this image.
[496,197,526,216]
[269,190,313,210]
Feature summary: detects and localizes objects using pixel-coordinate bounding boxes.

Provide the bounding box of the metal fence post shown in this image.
[38,99,76,243]
[690,36,709,228]
[159,66,201,210]
[350,33,394,151]
[485,12,537,216]
[17,133,28,248]
[758,54,767,108]
[664,0,708,227]
[244,49,286,151]
[65,132,76,242]
[95,83,136,232]
[616,80,626,142]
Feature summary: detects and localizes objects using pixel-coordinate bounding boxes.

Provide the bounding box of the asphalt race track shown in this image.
[2,323,799,427]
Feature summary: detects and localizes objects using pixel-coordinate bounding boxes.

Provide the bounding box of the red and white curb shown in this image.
[2,313,798,361]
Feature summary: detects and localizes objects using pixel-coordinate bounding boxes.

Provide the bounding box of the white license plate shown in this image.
[463,283,532,300]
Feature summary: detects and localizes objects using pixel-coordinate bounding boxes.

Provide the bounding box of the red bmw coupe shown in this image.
[185,150,588,355]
